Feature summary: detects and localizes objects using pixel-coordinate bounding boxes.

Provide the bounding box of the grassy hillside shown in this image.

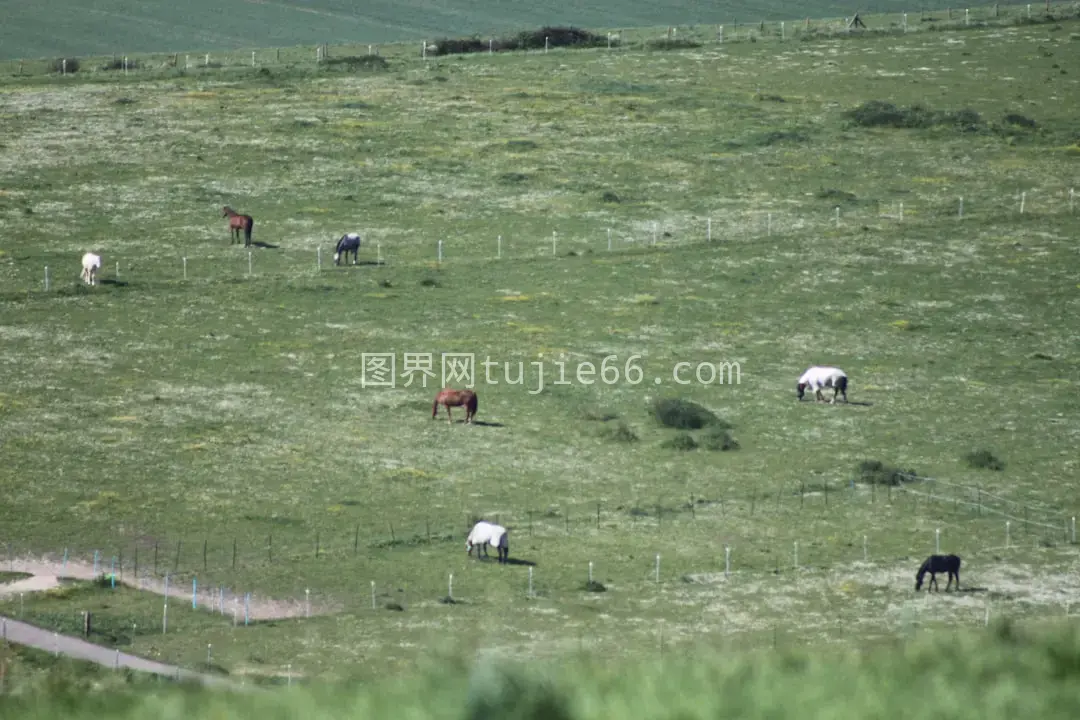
[4,619,1080,719]
[0,0,1043,60]
[0,6,1079,688]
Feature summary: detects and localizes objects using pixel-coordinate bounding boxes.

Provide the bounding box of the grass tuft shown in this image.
[601,421,638,443]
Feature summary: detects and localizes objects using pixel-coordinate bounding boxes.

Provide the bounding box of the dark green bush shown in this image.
[433,26,607,56]
[965,449,1005,471]
[323,56,388,71]
[702,427,740,451]
[855,459,919,485]
[651,398,725,430]
[845,100,982,130]
[661,433,698,451]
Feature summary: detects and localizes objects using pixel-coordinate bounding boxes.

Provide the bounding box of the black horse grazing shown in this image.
[915,554,961,592]
[334,233,361,265]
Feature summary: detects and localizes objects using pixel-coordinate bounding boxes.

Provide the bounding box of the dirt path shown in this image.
[1,555,336,620]
[0,613,241,688]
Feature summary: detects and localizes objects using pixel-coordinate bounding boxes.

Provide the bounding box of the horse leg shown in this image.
[446,405,453,424]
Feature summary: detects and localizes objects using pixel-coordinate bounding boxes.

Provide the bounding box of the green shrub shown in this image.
[651,398,726,430]
[845,100,982,130]
[702,427,739,451]
[661,433,698,450]
[433,26,606,56]
[855,459,919,485]
[601,422,638,443]
[965,449,1005,471]
[323,56,388,72]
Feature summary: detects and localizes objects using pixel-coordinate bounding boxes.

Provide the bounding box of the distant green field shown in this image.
[1,5,1079,689]
[0,0,1035,60]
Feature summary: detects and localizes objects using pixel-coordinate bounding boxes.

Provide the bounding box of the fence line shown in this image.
[6,183,1078,298]
[898,472,1067,518]
[3,2,1079,78]
[3,476,1073,592]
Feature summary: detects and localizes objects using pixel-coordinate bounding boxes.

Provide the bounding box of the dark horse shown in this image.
[432,388,478,424]
[916,554,961,592]
[334,233,361,265]
[223,206,254,247]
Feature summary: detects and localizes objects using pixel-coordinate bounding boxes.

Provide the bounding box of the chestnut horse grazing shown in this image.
[432,388,478,424]
[222,206,254,247]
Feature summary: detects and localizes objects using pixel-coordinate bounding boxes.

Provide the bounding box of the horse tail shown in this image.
[468,392,478,415]
[247,216,254,241]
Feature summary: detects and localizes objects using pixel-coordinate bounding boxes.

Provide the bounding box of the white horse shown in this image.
[797,366,848,403]
[81,252,101,286]
[466,520,509,564]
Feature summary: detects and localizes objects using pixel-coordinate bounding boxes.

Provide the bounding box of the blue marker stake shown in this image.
[244,593,250,626]
[110,557,116,588]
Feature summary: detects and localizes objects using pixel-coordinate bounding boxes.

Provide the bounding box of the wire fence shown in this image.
[2,2,1078,78]
[2,472,1076,686]
[4,181,1076,299]
[2,474,1074,605]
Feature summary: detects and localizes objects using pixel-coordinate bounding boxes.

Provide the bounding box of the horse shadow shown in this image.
[474,556,535,567]
[99,278,129,287]
[250,241,279,249]
[845,400,874,407]
[954,586,989,594]
[504,557,536,567]
[470,420,505,428]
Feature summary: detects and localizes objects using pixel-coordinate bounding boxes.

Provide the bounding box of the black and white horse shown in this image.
[334,233,361,265]
[915,554,961,592]
[797,366,849,403]
[466,520,509,564]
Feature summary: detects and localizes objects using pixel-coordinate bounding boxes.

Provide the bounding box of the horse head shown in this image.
[796,382,807,400]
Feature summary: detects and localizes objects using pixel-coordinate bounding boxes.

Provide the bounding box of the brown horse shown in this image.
[432,388,478,424]
[222,206,254,247]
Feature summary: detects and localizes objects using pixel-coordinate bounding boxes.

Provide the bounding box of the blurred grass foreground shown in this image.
[4,618,1080,719]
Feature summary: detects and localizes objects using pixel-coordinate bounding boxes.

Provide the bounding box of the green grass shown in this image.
[0,1,1055,61]
[4,618,1080,718]
[0,6,1079,690]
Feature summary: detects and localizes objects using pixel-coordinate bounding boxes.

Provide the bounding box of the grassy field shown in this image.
[0,0,1041,61]
[3,618,1080,718]
[1,4,1079,691]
